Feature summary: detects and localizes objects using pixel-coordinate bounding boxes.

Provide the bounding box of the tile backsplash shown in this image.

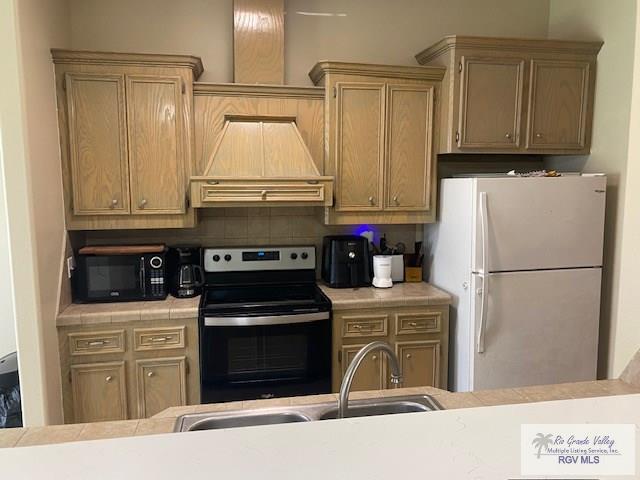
[77,207,422,270]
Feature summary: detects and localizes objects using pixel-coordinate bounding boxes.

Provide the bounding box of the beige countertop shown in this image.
[56,295,200,327]
[319,281,451,309]
[2,379,638,449]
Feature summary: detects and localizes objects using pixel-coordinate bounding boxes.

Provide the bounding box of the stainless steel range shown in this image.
[199,246,332,404]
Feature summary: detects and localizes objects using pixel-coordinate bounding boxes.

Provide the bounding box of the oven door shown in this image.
[200,312,331,403]
[74,254,144,302]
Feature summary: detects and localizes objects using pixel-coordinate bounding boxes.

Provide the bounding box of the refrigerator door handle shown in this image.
[477,192,489,353]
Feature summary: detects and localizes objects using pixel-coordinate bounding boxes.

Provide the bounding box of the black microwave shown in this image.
[72,246,168,303]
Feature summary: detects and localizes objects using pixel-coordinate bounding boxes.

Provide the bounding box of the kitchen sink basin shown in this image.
[317,400,432,420]
[186,412,311,431]
[175,395,443,432]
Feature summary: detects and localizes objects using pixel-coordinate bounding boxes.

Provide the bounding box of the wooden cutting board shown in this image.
[78,245,166,255]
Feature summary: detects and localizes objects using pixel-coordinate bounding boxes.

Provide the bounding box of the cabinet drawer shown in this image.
[134,326,186,351]
[68,330,126,356]
[341,314,388,338]
[200,184,325,204]
[395,311,441,335]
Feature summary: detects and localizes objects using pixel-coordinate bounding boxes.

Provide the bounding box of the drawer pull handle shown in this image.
[105,376,113,383]
[147,371,155,378]
[150,336,172,343]
[88,340,107,347]
[353,324,373,330]
[408,322,428,328]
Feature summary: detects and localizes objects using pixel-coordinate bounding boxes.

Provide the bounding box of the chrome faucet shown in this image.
[338,341,403,418]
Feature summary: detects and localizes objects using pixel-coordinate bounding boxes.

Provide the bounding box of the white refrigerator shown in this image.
[425,175,606,392]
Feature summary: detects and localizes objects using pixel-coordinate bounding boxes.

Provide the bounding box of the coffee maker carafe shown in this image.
[167,246,204,298]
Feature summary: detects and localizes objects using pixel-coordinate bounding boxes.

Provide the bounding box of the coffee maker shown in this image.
[166,246,204,298]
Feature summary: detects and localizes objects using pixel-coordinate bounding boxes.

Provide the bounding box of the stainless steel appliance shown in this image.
[321,235,371,288]
[72,245,167,303]
[167,246,204,298]
[199,246,332,403]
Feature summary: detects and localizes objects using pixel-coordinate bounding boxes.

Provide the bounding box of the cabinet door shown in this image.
[335,82,385,211]
[126,75,186,214]
[342,345,385,392]
[526,60,590,150]
[397,340,440,388]
[70,362,128,423]
[65,73,130,215]
[136,357,187,418]
[385,84,434,210]
[458,57,524,149]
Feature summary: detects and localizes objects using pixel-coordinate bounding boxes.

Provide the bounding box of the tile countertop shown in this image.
[2,379,638,449]
[1,392,639,480]
[56,295,200,327]
[319,281,452,309]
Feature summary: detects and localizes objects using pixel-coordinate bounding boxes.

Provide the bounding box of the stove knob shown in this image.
[224,254,232,262]
[212,254,220,262]
[290,253,298,260]
[301,252,309,260]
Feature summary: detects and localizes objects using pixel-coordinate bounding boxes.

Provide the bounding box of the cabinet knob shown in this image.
[535,133,543,139]
[109,199,118,209]
[368,196,375,205]
[261,190,267,199]
[406,354,412,359]
[147,371,155,378]
[105,376,113,383]
[139,199,147,208]
[505,133,512,139]
[372,355,378,361]
[393,195,399,205]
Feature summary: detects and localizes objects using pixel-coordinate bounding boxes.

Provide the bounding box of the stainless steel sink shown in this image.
[317,399,432,420]
[175,395,443,432]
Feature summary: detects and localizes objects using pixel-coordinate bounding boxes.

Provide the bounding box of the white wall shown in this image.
[68,0,550,85]
[0,0,70,425]
[0,127,17,359]
[547,0,637,378]
[615,5,640,377]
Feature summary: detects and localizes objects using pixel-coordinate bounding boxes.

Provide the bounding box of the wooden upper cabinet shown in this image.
[385,84,434,210]
[526,60,590,150]
[458,57,523,149]
[126,75,185,214]
[65,73,130,215]
[52,50,203,230]
[135,357,187,418]
[309,62,444,224]
[70,362,128,423]
[415,36,602,155]
[335,82,385,211]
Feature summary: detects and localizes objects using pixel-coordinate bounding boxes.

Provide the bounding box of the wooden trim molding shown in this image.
[51,49,205,79]
[193,82,325,99]
[416,35,604,65]
[309,61,446,84]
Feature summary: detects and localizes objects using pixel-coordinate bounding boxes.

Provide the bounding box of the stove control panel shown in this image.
[204,246,316,272]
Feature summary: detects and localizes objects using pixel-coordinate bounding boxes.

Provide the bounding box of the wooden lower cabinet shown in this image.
[136,357,187,418]
[341,344,386,391]
[397,340,441,388]
[70,362,128,423]
[332,305,449,392]
[60,318,199,424]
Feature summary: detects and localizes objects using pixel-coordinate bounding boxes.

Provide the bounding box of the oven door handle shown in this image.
[204,311,330,327]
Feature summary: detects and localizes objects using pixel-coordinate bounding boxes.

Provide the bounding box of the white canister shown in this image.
[372,255,393,288]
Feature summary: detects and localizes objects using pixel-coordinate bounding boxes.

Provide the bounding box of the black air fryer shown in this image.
[322,235,371,288]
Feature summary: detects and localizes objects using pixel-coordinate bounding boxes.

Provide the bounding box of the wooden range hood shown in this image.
[190,0,333,208]
[190,115,333,207]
